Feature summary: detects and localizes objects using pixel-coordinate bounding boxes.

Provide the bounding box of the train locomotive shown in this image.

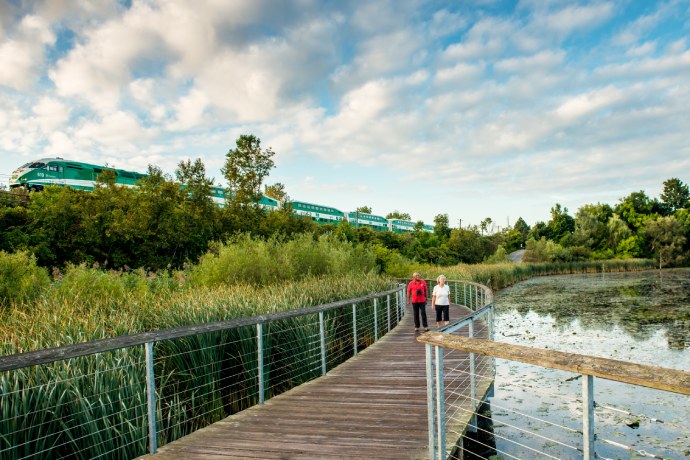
[10,158,433,234]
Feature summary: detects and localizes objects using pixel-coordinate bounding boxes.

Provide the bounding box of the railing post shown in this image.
[468,319,477,432]
[387,295,391,332]
[257,322,265,404]
[454,282,458,304]
[319,311,326,376]
[374,298,378,341]
[144,341,157,454]
[435,345,446,459]
[464,284,467,307]
[353,304,358,356]
[583,374,595,459]
[425,344,437,460]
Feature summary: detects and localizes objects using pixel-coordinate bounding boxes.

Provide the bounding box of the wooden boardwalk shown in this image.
[140,303,491,460]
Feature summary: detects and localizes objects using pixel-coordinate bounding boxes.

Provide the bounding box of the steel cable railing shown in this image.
[419,315,690,460]
[0,285,406,460]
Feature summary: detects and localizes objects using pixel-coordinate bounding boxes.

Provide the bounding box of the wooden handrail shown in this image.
[417,333,690,396]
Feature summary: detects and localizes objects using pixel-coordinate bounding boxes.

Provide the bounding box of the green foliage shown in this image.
[0,251,50,307]
[643,216,687,268]
[356,205,372,214]
[485,245,510,264]
[386,210,411,220]
[188,233,377,287]
[222,134,275,206]
[660,177,689,214]
[434,213,450,238]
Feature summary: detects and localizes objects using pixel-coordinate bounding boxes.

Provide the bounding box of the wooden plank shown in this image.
[418,333,690,395]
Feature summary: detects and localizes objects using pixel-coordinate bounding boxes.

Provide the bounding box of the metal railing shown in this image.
[403,280,496,459]
[0,285,406,460]
[395,277,493,312]
[418,334,690,459]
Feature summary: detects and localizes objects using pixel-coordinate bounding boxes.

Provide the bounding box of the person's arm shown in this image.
[431,286,436,308]
[406,284,411,304]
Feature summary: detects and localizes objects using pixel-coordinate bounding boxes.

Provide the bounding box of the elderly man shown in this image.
[407,272,429,332]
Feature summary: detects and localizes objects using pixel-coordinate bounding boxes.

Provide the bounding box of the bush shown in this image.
[189,233,377,287]
[0,251,50,307]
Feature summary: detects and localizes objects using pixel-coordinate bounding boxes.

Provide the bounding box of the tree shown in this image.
[222,134,275,207]
[615,191,658,230]
[660,178,689,214]
[386,210,411,220]
[176,158,214,205]
[480,217,493,235]
[434,213,450,238]
[643,216,687,268]
[356,206,372,214]
[264,182,289,204]
[547,203,575,243]
[573,203,613,250]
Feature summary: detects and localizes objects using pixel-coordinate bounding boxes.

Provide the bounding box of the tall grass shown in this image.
[389,259,655,291]
[0,234,392,460]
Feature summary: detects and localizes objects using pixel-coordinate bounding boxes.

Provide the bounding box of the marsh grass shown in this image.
[0,236,392,459]
[391,259,655,291]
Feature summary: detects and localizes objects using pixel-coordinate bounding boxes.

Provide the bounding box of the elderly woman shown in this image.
[432,275,450,328]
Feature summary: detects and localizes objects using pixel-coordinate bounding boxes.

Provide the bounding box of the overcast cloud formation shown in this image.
[1,0,689,228]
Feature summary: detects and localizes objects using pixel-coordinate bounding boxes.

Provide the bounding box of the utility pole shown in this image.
[458,219,462,229]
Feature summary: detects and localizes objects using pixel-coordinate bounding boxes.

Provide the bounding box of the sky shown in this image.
[1,0,689,230]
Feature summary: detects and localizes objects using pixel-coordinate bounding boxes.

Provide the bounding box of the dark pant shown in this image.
[412,302,428,328]
[435,305,450,322]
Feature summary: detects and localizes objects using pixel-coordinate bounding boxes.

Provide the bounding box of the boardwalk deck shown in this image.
[139,303,492,460]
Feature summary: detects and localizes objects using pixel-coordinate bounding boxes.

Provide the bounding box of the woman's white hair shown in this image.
[436,274,446,282]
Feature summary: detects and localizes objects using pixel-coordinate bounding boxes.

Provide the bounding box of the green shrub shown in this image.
[0,251,50,307]
[189,233,377,287]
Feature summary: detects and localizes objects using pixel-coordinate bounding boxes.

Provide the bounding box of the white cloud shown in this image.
[32,97,69,132]
[75,111,154,150]
[555,86,625,121]
[538,3,614,35]
[494,50,565,74]
[0,15,54,90]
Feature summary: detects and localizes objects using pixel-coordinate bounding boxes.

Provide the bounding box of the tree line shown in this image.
[1,134,688,271]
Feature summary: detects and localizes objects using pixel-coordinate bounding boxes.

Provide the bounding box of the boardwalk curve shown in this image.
[139,303,488,459]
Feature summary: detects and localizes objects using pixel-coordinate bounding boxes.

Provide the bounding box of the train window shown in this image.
[28,162,45,168]
[67,164,82,169]
[93,168,102,173]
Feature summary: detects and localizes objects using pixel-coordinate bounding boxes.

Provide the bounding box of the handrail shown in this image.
[0,286,402,372]
[417,334,690,396]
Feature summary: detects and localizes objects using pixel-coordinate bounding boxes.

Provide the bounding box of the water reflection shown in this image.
[496,268,690,350]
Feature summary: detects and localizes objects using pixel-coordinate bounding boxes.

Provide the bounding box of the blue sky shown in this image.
[1,0,689,230]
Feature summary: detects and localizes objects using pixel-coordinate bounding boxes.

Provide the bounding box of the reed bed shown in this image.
[0,234,394,460]
[389,259,655,291]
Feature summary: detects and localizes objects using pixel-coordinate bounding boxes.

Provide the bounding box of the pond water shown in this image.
[481,268,690,459]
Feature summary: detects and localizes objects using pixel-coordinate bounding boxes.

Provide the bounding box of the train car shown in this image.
[347,211,389,231]
[10,158,146,191]
[423,224,434,233]
[290,201,345,224]
[11,159,433,232]
[11,158,279,210]
[388,219,416,233]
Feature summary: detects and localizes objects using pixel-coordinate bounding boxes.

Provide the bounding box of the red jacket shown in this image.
[407,279,427,303]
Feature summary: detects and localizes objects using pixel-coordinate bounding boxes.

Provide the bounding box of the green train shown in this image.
[11,158,432,233]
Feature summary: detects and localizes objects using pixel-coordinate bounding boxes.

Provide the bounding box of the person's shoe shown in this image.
[424,328,429,332]
[414,328,419,332]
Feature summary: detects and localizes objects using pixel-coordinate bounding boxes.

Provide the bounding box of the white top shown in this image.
[432,284,450,306]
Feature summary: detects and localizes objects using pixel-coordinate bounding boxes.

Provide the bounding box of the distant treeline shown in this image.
[1,174,689,272]
[1,135,688,272]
